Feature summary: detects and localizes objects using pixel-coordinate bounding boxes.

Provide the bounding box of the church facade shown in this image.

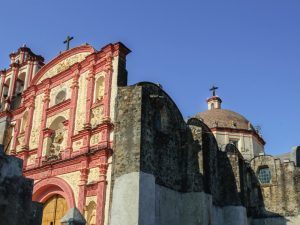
[0,43,130,225]
[0,42,300,225]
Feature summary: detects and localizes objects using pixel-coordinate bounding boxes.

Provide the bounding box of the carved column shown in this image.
[95,162,108,225]
[84,67,96,130]
[42,128,54,159]
[79,67,96,154]
[11,119,21,155]
[23,96,35,150]
[32,61,39,77]
[103,53,113,121]
[24,60,33,89]
[36,87,50,165]
[65,67,80,158]
[78,168,89,213]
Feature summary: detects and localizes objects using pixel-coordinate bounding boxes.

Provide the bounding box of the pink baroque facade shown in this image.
[0,42,130,225]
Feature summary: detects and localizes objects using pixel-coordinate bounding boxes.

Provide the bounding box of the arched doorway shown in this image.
[42,194,68,225]
[32,177,75,225]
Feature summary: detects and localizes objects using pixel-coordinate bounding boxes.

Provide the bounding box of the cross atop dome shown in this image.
[207,85,222,110]
[209,85,218,96]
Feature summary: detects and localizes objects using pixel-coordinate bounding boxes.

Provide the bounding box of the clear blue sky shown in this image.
[1,0,299,155]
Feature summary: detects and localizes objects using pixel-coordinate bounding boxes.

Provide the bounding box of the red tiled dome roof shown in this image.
[195,109,254,130]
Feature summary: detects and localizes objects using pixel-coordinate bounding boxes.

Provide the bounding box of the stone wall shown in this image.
[0,145,42,225]
[109,82,250,225]
[109,82,300,225]
[250,155,300,217]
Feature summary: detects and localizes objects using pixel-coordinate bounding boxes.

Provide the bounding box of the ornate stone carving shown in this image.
[90,105,104,128]
[17,135,25,150]
[72,140,82,152]
[27,154,37,165]
[29,94,42,149]
[38,53,90,84]
[74,72,88,133]
[47,128,64,161]
[90,133,101,146]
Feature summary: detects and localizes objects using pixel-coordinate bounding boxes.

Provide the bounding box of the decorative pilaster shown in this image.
[23,96,35,150]
[95,163,108,225]
[42,128,54,160]
[78,168,89,213]
[65,66,80,158]
[0,71,6,102]
[4,97,10,111]
[103,53,113,121]
[36,87,50,165]
[24,60,33,89]
[79,130,91,154]
[32,61,39,77]
[11,119,21,155]
[83,67,96,130]
[9,64,19,98]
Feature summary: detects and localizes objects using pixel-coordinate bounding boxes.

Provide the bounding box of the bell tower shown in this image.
[0,45,44,111]
[0,45,44,147]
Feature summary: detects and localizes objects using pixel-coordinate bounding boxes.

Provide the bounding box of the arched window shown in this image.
[211,103,215,109]
[55,90,66,105]
[16,72,25,94]
[257,166,271,184]
[11,72,25,110]
[3,78,10,98]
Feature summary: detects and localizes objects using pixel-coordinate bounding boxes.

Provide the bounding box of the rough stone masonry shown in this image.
[0,144,42,225]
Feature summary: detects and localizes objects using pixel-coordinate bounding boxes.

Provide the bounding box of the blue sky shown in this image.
[0,0,299,155]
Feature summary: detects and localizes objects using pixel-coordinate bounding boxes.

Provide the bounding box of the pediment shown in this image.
[33,45,95,85]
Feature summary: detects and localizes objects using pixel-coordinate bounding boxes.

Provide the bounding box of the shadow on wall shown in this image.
[111,82,291,225]
[219,144,289,225]
[138,82,290,224]
[185,117,289,224]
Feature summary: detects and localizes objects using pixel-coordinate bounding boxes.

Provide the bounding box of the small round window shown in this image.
[257,167,271,184]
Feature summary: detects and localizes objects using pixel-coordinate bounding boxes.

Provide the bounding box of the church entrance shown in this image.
[42,194,68,225]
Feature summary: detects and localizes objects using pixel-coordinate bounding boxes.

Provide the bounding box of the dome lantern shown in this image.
[207,85,222,110]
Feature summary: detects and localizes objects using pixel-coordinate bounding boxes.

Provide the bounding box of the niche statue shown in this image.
[48,128,64,160]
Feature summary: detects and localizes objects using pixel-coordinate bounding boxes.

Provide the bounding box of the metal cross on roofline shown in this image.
[63,36,74,51]
[209,85,218,96]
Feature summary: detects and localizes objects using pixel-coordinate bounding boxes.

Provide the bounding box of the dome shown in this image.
[195,108,254,131]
